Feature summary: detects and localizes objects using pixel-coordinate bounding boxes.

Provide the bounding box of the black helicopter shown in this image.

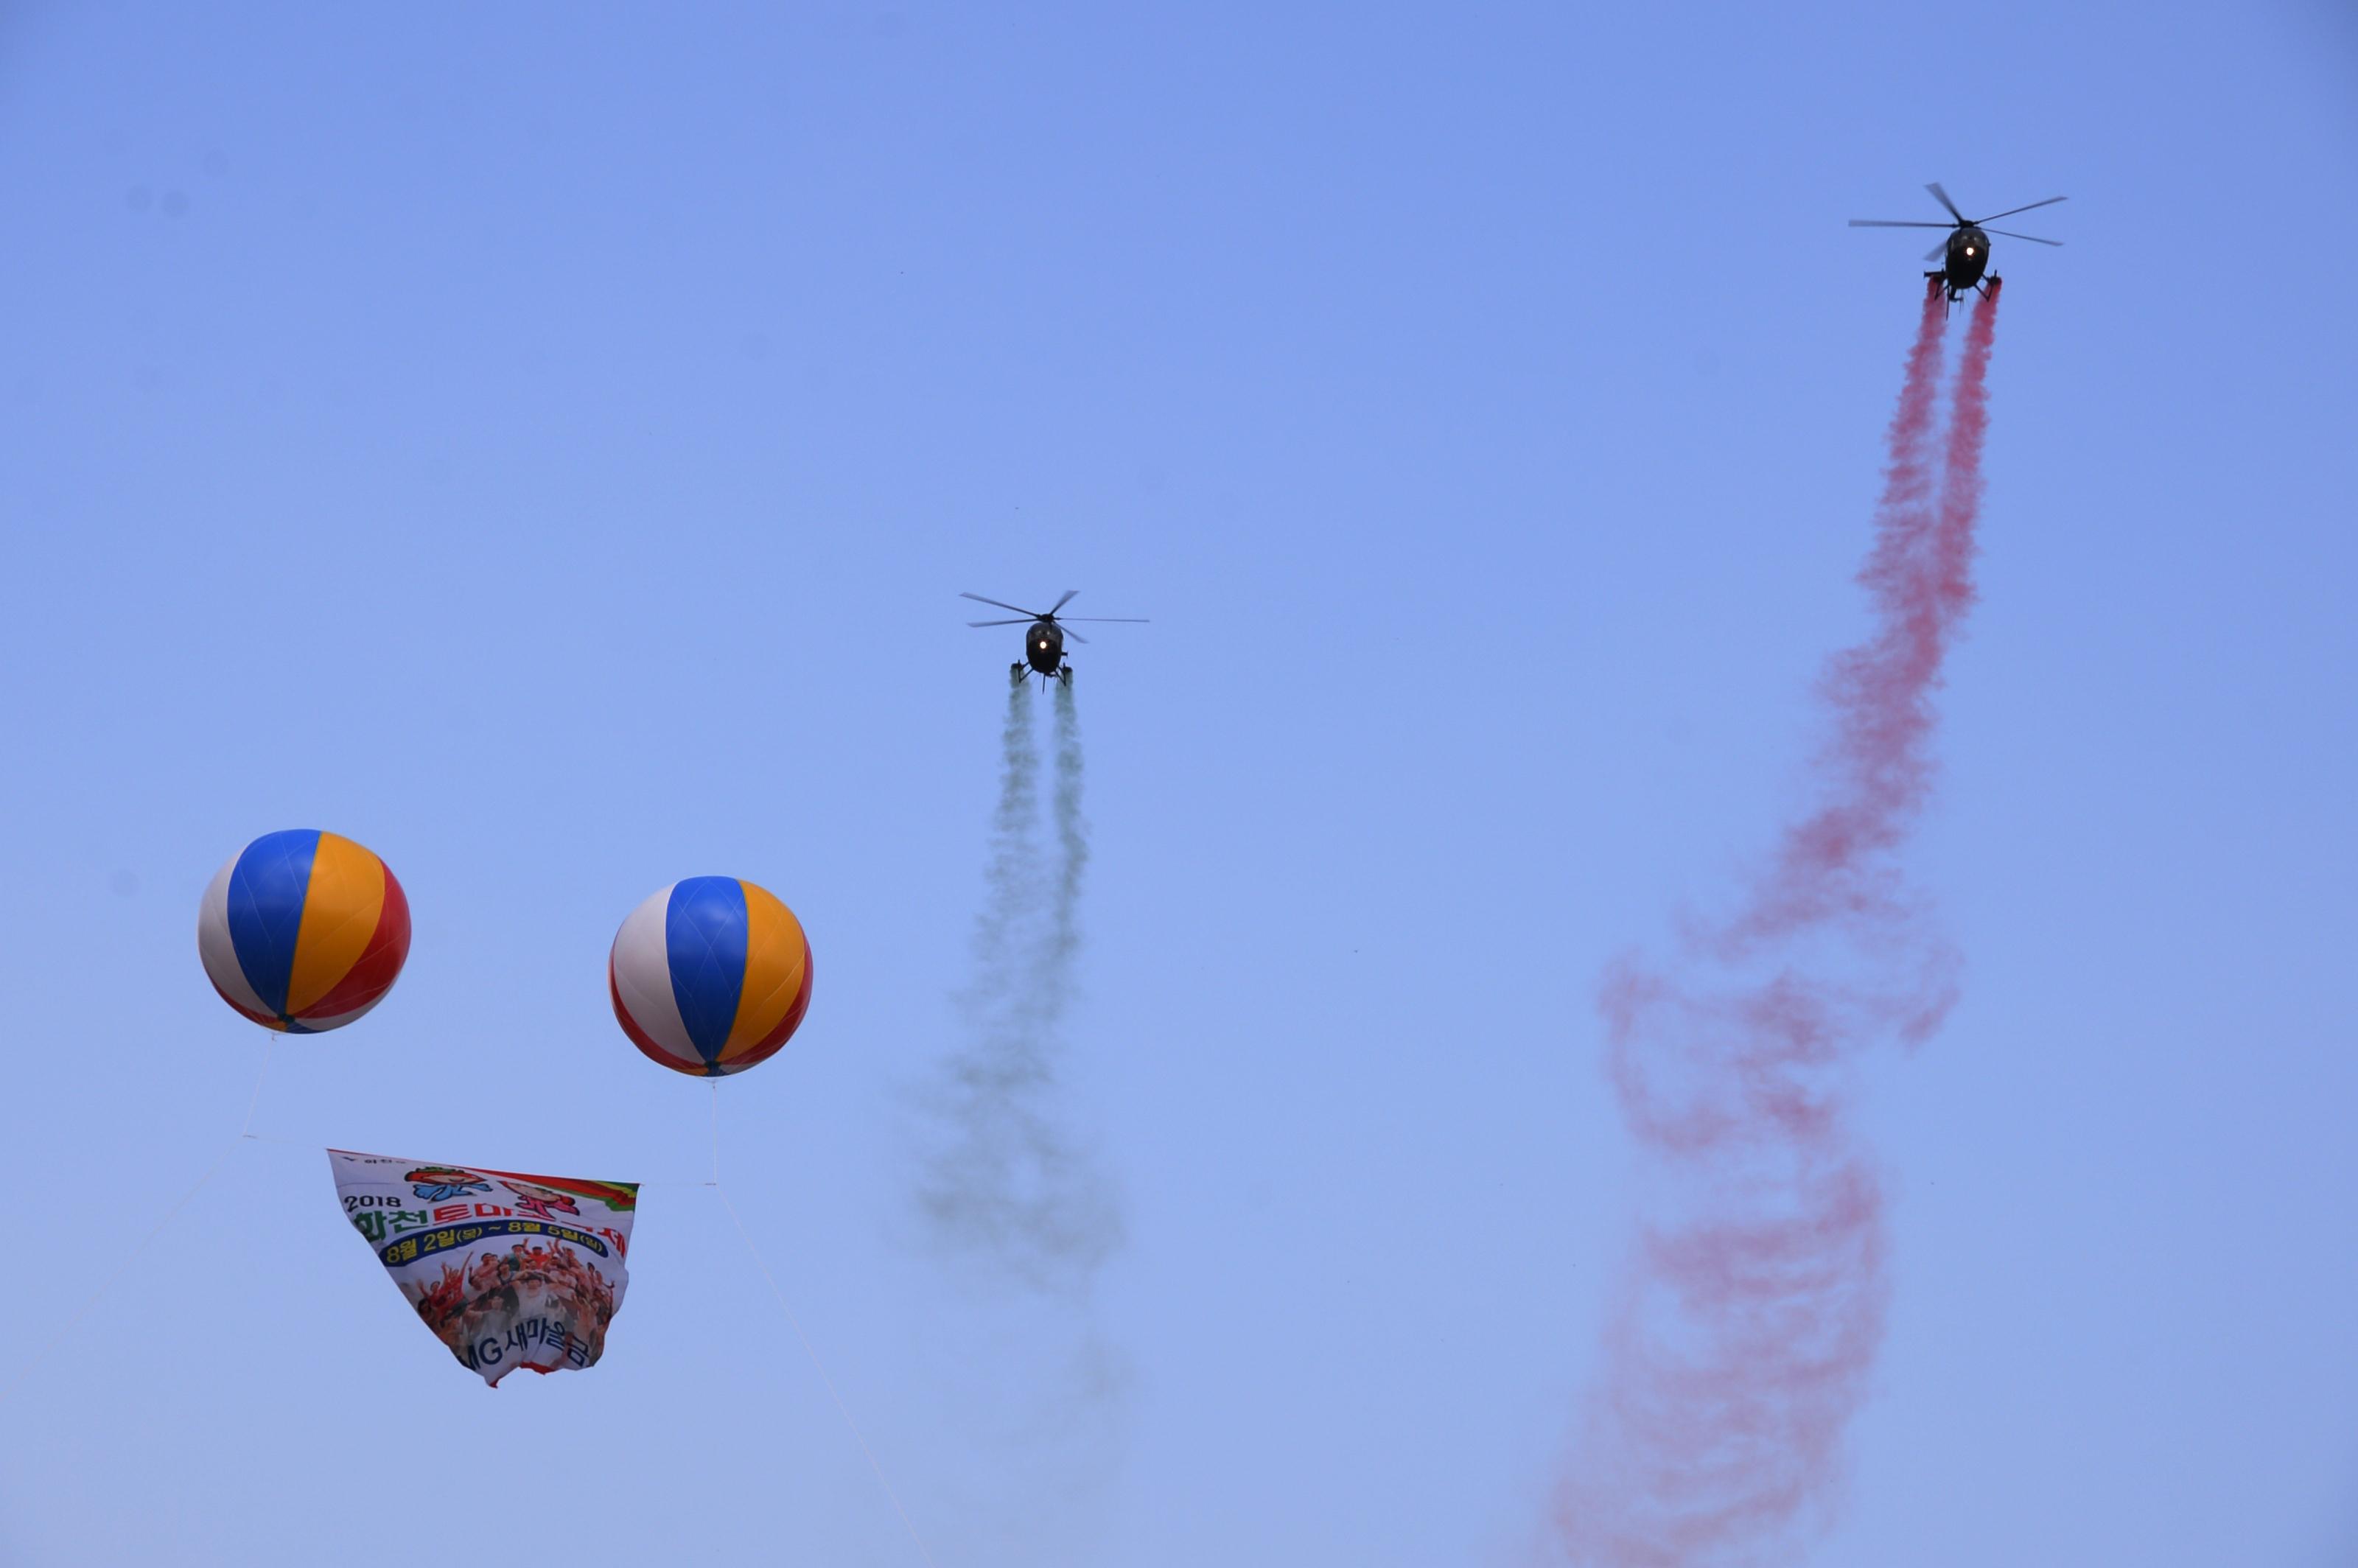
[962,590,1147,687]
[1850,183,2065,302]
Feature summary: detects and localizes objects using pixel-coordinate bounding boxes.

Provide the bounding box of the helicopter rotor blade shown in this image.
[959,592,1041,617]
[968,618,1032,627]
[1061,627,1089,645]
[1926,239,1951,262]
[1057,617,1150,623]
[1048,589,1080,615]
[1850,219,1956,228]
[1972,195,2067,224]
[1925,181,1966,222]
[1981,227,2063,246]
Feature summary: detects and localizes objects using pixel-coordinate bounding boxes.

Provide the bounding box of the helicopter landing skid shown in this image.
[1923,271,2001,312]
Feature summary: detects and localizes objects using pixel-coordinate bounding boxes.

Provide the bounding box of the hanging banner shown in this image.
[328,1149,638,1386]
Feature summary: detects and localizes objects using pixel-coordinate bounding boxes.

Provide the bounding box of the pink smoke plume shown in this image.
[1553,279,2001,1566]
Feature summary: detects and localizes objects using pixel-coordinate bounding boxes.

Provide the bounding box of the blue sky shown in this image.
[1,2,2354,1564]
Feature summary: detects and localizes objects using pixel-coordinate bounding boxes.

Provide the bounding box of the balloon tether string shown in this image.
[709,1081,932,1566]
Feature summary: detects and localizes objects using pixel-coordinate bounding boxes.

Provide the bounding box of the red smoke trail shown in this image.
[1553,279,2000,1566]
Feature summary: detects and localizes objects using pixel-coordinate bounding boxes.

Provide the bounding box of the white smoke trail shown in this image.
[917,682,1122,1296]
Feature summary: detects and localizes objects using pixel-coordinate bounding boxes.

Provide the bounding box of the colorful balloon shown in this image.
[609,877,812,1077]
[198,830,411,1033]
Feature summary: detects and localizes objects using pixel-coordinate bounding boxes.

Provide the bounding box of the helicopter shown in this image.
[962,590,1147,687]
[1850,183,2065,303]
